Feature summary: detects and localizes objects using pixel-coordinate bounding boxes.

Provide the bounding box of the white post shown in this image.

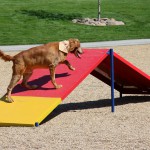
[98,0,101,21]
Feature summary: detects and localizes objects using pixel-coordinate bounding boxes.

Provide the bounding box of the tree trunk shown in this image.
[98,0,101,21]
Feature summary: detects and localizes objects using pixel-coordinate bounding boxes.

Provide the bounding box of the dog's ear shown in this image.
[59,40,69,53]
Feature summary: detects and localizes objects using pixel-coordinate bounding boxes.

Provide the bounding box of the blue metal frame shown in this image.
[35,122,39,127]
[107,49,115,112]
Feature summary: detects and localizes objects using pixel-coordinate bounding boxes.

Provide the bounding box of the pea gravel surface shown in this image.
[0,44,150,150]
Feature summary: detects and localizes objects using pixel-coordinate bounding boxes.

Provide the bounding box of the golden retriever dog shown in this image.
[0,39,83,102]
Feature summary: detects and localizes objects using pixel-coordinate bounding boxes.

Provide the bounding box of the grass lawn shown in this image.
[0,0,150,45]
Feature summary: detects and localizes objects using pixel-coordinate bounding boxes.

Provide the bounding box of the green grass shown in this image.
[0,0,150,45]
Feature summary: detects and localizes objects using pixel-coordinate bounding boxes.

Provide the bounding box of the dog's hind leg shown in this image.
[6,64,25,102]
[6,74,22,102]
[21,70,38,89]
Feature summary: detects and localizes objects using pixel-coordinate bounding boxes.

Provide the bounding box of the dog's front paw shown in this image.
[55,84,63,89]
[69,66,75,71]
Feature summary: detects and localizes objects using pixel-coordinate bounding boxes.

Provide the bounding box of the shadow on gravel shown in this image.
[41,95,150,125]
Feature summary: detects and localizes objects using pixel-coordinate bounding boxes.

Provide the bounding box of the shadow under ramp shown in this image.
[41,95,150,125]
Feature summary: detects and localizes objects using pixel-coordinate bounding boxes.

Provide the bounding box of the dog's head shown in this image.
[69,39,83,58]
[59,39,83,58]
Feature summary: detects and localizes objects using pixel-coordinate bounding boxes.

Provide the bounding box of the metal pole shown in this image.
[35,122,39,127]
[98,0,101,21]
[110,49,115,112]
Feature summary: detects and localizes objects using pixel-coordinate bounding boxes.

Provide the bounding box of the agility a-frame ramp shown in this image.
[0,49,150,127]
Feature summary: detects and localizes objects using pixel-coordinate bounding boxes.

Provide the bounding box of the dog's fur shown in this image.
[0,39,82,102]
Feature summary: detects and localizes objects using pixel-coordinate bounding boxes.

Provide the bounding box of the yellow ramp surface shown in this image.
[0,96,61,127]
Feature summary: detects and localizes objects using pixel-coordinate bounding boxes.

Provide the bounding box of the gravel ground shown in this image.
[0,44,150,150]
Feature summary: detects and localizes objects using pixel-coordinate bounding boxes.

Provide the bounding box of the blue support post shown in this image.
[35,122,39,127]
[109,49,115,112]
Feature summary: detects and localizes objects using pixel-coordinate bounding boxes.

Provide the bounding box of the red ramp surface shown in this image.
[12,48,150,98]
[12,49,109,99]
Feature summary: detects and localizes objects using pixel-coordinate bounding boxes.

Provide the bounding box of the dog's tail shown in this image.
[0,50,14,62]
